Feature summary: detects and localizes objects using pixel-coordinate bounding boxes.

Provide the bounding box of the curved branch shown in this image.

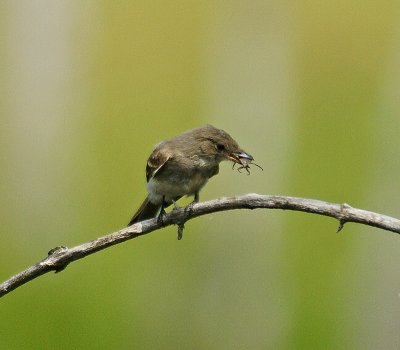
[1,194,399,298]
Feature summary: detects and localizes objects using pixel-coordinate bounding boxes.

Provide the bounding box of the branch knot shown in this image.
[336,203,352,233]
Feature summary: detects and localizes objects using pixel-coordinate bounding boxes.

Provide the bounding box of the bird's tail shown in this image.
[128,196,161,226]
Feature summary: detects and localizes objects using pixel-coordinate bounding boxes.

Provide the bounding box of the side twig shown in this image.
[1,194,399,298]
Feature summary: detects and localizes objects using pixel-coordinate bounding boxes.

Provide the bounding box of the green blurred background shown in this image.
[1,1,400,349]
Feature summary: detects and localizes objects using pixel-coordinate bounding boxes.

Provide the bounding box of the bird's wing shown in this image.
[146,146,171,182]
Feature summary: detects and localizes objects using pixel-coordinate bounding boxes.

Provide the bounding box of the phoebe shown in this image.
[128,125,254,225]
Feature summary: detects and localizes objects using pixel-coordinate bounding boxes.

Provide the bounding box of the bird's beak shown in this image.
[228,151,254,164]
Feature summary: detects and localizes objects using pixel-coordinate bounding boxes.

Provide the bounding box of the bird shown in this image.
[128,124,254,226]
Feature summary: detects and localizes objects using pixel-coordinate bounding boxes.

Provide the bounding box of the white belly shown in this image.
[147,172,208,203]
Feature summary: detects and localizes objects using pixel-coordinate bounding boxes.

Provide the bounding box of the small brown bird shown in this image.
[128,125,254,226]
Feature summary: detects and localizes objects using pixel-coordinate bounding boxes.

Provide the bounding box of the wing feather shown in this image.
[146,147,171,182]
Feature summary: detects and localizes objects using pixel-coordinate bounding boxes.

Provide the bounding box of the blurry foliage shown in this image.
[1,1,400,349]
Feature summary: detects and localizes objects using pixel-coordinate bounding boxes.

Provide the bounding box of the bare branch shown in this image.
[1,194,399,298]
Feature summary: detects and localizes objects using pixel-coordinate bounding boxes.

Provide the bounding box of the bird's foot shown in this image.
[185,199,198,216]
[157,208,167,226]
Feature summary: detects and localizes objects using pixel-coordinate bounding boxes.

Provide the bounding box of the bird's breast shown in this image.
[146,162,217,202]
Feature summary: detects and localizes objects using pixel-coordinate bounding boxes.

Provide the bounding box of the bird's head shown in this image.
[194,125,254,166]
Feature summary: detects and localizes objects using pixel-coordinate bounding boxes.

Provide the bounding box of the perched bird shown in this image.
[128,125,254,226]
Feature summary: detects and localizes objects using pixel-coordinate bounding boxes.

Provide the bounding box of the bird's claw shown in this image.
[157,208,166,226]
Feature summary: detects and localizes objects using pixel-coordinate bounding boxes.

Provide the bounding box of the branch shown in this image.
[1,194,399,298]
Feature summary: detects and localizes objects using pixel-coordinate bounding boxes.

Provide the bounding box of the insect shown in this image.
[232,158,264,175]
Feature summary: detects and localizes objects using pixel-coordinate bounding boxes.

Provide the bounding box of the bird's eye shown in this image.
[216,144,225,151]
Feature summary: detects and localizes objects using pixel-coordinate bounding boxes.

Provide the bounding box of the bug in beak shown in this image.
[228,151,253,164]
[229,151,263,175]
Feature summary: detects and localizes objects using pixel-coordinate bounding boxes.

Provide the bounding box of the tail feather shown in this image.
[128,196,161,226]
